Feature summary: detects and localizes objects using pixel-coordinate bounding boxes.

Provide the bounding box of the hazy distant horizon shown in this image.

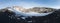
[0,0,60,9]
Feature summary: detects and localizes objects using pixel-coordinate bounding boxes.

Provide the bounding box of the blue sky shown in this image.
[0,0,60,9]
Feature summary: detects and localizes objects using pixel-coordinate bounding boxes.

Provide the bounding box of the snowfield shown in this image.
[24,12,53,16]
[8,7,53,17]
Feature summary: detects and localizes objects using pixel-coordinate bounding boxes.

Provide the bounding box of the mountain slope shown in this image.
[11,6,56,13]
[3,6,56,17]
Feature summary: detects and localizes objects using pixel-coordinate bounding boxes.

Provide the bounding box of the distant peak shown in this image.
[12,6,23,8]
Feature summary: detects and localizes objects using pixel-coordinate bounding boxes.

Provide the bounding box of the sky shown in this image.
[0,0,60,9]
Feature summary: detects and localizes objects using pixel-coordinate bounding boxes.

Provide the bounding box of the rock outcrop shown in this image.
[0,8,16,23]
[11,6,56,13]
[28,7,56,13]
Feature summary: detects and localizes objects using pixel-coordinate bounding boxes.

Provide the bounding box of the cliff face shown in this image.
[0,8,16,23]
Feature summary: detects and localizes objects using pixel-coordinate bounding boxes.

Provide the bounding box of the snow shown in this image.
[7,7,53,17]
[7,7,54,20]
[23,12,53,17]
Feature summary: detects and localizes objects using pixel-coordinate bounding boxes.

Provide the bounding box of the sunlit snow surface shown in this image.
[22,12,53,17]
[8,7,53,17]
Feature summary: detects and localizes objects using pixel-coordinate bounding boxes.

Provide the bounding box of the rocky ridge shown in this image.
[11,6,56,13]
